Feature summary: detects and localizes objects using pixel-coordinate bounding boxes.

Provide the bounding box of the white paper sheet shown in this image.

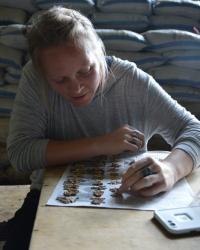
[47,151,194,210]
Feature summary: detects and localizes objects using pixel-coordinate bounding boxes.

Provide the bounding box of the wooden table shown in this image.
[29,166,200,250]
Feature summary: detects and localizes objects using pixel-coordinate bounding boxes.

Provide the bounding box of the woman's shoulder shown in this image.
[108,55,151,85]
[22,60,40,79]
[20,60,44,90]
[18,60,47,101]
[108,55,137,71]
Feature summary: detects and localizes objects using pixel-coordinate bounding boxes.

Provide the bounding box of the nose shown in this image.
[67,78,84,94]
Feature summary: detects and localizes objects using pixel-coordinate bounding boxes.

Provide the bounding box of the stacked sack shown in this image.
[0,1,33,170]
[91,0,152,32]
[0,7,28,115]
[147,0,200,105]
[150,0,200,32]
[94,0,200,106]
[144,29,200,104]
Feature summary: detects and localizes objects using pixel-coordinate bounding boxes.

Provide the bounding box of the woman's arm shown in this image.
[46,125,144,166]
[162,148,194,183]
[119,69,200,196]
[142,73,200,169]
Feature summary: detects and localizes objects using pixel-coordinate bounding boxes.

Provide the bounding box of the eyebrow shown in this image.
[49,61,95,80]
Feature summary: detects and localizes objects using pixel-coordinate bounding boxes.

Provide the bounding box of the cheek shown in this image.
[88,70,101,90]
[87,76,98,90]
[48,81,67,96]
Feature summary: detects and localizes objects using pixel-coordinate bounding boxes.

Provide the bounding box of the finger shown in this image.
[130,157,162,175]
[119,168,142,193]
[124,133,142,145]
[118,185,129,194]
[136,182,166,197]
[129,136,143,149]
[130,130,145,143]
[122,157,154,182]
[124,134,136,143]
[131,173,160,191]
[118,159,135,193]
[124,127,145,148]
[126,126,144,141]
[140,166,157,177]
[122,163,157,189]
[124,140,140,153]
[120,160,160,193]
[130,129,144,142]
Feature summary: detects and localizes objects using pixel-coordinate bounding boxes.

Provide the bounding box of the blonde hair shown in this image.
[27,6,108,91]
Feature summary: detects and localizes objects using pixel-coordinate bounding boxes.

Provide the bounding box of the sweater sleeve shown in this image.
[7,62,49,172]
[144,74,200,168]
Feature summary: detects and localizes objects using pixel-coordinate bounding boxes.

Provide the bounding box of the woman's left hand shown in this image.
[118,156,177,197]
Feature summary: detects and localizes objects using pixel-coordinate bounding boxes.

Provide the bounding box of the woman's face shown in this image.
[39,42,101,107]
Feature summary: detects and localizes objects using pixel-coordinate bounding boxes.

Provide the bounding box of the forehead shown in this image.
[38,42,95,76]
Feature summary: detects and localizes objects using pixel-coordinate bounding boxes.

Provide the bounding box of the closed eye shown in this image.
[52,65,94,84]
[54,77,70,84]
[78,65,93,77]
[55,78,65,84]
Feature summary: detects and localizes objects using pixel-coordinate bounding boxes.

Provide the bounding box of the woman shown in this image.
[2,6,200,249]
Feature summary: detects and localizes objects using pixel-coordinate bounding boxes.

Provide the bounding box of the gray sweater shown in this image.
[7,56,200,190]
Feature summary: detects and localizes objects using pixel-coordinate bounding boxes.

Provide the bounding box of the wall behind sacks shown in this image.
[0,0,200,183]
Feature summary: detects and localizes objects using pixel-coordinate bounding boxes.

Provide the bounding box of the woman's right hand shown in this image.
[46,125,145,166]
[99,124,144,156]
